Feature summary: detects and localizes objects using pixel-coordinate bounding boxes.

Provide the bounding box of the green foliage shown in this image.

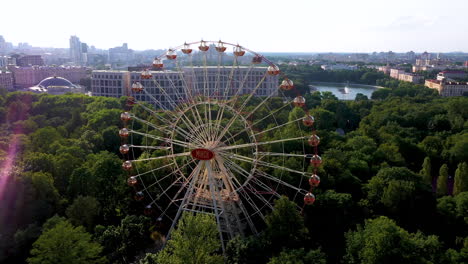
[437,164,449,196]
[344,216,442,264]
[66,196,100,231]
[152,213,223,264]
[265,196,309,250]
[420,157,432,185]
[267,248,326,264]
[27,219,105,264]
[95,215,152,264]
[1,82,467,264]
[454,162,468,195]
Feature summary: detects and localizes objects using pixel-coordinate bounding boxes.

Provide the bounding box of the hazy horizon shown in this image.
[1,0,468,53]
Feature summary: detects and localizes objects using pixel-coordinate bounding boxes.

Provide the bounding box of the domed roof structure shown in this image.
[25,75,84,95]
[38,76,74,89]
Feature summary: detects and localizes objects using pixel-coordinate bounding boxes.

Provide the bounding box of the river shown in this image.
[309,82,381,100]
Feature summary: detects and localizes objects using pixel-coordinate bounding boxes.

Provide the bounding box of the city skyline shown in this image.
[1,0,467,53]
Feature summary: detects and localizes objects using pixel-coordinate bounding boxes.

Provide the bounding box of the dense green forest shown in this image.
[0,67,467,263]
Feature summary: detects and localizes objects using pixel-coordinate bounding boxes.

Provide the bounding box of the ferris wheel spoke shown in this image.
[221,164,273,221]
[254,152,308,158]
[174,60,215,143]
[255,170,308,195]
[213,73,267,143]
[176,109,211,144]
[128,144,171,151]
[129,130,194,149]
[131,114,198,144]
[130,100,202,144]
[174,59,195,101]
[224,99,292,144]
[129,152,191,163]
[252,117,303,137]
[165,161,204,239]
[142,159,197,201]
[217,136,307,151]
[148,75,182,110]
[221,158,275,211]
[221,152,307,176]
[133,162,175,178]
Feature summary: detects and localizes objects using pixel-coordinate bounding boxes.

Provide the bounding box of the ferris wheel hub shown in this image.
[191,148,215,160]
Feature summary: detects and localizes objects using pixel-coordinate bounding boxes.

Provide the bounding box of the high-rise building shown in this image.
[69,36,88,65]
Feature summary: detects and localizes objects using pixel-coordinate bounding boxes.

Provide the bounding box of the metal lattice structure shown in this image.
[119,40,321,250]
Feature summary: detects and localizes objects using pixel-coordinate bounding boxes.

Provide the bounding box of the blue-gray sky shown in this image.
[1,0,467,52]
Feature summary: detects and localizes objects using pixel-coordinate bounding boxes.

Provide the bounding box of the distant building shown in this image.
[437,71,468,81]
[26,76,84,95]
[464,61,468,68]
[389,69,423,84]
[16,55,44,66]
[0,36,13,54]
[0,71,13,90]
[377,65,391,75]
[320,64,358,71]
[390,69,405,79]
[91,67,278,109]
[108,43,134,66]
[69,36,88,66]
[0,56,9,67]
[425,79,468,96]
[398,73,423,84]
[412,65,447,72]
[9,66,87,89]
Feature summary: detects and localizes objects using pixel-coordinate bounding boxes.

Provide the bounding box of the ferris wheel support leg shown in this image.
[165,162,203,242]
[221,159,267,224]
[205,161,228,252]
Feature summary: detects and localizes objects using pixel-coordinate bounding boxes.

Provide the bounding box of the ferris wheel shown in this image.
[118,40,322,251]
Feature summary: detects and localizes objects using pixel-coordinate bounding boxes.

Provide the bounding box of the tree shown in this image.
[66,196,100,232]
[437,164,449,196]
[267,248,326,264]
[95,215,152,264]
[454,162,468,195]
[265,196,309,250]
[344,216,441,264]
[420,157,432,186]
[27,219,105,264]
[152,212,223,264]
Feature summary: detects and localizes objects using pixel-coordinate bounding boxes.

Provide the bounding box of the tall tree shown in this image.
[27,219,105,264]
[344,216,441,264]
[437,164,449,196]
[420,157,432,186]
[265,196,309,250]
[66,196,100,232]
[268,248,326,264]
[150,213,223,264]
[454,162,468,195]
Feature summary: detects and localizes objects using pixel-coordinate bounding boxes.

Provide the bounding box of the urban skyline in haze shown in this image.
[1,0,467,53]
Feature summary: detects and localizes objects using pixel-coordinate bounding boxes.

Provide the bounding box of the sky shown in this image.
[1,0,467,53]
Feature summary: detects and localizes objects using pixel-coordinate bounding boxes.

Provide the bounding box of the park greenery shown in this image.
[0,65,467,263]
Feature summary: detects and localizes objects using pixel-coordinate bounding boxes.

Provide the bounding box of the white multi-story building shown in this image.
[91,67,279,109]
[389,68,423,84]
[390,69,405,79]
[0,71,13,90]
[425,79,468,96]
